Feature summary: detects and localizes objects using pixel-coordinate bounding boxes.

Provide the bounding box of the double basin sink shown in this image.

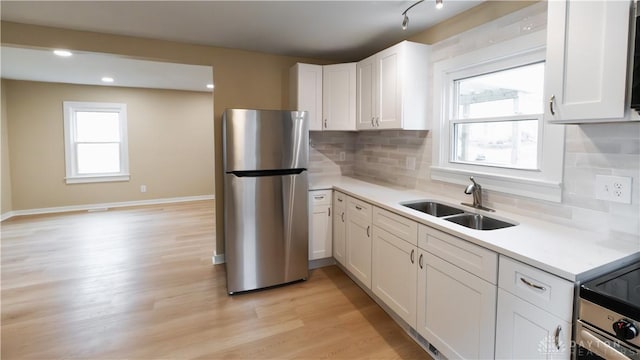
[401,200,516,230]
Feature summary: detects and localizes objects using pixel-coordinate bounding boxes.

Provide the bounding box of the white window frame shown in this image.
[63,101,130,184]
[431,31,565,202]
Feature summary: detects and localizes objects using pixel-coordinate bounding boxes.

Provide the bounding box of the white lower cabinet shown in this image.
[308,190,332,260]
[345,197,373,289]
[417,250,497,360]
[372,207,418,328]
[495,255,573,360]
[495,289,571,360]
[332,191,347,266]
[416,225,498,360]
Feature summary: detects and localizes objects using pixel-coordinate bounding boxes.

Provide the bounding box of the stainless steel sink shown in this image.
[444,213,516,230]
[401,201,465,217]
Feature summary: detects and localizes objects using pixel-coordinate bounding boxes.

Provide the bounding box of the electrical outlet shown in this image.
[406,157,416,170]
[140,185,147,193]
[339,151,346,161]
[595,175,632,204]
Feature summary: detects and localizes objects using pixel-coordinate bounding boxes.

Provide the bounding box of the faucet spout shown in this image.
[461,176,495,212]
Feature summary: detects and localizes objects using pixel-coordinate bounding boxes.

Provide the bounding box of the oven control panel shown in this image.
[614,319,639,341]
[580,299,640,348]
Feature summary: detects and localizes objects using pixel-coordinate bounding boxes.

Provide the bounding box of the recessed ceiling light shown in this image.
[53,49,73,57]
[206,84,214,89]
[101,77,115,83]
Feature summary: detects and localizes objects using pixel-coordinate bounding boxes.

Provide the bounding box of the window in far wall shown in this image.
[63,101,130,184]
[431,31,565,202]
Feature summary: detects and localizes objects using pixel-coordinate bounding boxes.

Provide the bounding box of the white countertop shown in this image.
[310,175,640,282]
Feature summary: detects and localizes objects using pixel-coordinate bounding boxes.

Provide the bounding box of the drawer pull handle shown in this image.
[520,277,546,291]
[328,208,331,217]
[554,325,561,350]
[355,205,362,210]
[366,225,370,237]
[410,249,415,264]
[549,95,556,115]
[418,254,424,269]
[337,198,343,202]
[314,196,324,200]
[341,212,345,222]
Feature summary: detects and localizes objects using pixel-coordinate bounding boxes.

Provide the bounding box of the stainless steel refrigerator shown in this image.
[223,109,309,294]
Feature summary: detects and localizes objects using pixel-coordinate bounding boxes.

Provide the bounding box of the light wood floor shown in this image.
[1,200,430,359]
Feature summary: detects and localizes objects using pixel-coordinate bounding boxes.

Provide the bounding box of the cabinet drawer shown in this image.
[347,196,372,220]
[418,225,497,284]
[498,255,573,321]
[333,191,346,206]
[373,206,418,245]
[309,190,332,206]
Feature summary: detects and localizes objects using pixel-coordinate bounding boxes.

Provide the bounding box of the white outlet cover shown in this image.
[595,175,632,204]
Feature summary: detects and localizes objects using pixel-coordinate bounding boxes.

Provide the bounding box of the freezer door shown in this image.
[224,171,309,293]
[223,109,309,172]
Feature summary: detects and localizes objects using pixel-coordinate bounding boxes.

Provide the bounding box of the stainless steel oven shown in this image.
[576,263,640,360]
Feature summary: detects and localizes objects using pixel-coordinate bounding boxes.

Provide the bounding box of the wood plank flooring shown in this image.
[1,201,430,359]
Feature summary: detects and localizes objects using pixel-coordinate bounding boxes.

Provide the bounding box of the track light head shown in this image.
[402,14,409,30]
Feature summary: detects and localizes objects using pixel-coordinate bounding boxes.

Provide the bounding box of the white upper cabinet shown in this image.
[290,63,323,130]
[544,0,632,123]
[290,62,356,131]
[322,63,357,131]
[356,41,430,130]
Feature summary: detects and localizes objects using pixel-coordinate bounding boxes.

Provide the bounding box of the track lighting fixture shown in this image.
[401,0,443,31]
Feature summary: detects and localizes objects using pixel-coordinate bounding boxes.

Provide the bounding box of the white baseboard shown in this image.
[1,195,215,221]
[212,253,225,265]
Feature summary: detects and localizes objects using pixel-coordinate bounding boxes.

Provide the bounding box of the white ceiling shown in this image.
[0,0,482,62]
[1,46,214,92]
[0,0,483,90]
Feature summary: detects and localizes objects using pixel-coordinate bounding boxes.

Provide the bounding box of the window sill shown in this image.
[430,166,562,203]
[65,174,130,184]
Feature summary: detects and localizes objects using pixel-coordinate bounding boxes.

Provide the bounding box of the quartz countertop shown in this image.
[309,175,640,282]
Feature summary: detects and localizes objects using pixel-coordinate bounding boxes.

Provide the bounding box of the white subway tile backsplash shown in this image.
[308,2,639,239]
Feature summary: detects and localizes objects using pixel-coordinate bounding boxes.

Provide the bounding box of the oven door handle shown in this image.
[579,329,633,360]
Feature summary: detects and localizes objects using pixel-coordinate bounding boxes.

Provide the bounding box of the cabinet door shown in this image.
[309,205,332,260]
[323,63,356,131]
[495,289,571,360]
[346,199,373,289]
[544,0,630,122]
[372,226,417,328]
[356,55,376,130]
[332,192,346,265]
[291,63,323,130]
[309,191,332,260]
[417,250,496,360]
[376,45,402,129]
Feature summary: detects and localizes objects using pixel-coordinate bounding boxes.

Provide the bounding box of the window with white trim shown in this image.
[63,101,130,184]
[431,32,565,202]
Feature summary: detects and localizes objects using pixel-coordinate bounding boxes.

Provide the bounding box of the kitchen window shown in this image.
[63,101,130,184]
[431,32,565,202]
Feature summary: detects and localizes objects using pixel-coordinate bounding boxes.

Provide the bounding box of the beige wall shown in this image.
[0,1,537,254]
[1,21,328,255]
[1,80,13,215]
[409,1,540,44]
[3,80,214,210]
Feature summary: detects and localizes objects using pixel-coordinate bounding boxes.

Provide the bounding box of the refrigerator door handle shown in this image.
[228,168,306,177]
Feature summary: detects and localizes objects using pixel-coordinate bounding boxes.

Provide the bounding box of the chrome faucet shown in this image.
[462,177,495,212]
